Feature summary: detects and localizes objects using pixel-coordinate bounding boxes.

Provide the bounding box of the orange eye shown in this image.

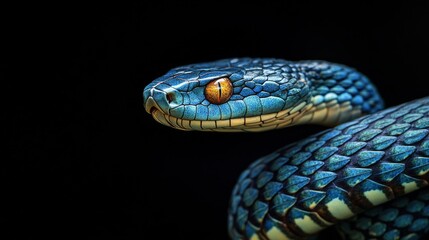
[204,77,233,104]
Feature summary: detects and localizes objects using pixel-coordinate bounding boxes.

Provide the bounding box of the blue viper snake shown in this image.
[143,58,429,239]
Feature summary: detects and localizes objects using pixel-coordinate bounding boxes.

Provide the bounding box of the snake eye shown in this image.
[204,77,233,104]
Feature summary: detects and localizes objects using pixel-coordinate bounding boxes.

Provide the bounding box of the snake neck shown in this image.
[293,61,384,127]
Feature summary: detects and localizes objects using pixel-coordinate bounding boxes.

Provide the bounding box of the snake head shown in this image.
[143,58,313,132]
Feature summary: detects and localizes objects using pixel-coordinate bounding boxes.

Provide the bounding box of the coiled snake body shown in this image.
[143,58,429,239]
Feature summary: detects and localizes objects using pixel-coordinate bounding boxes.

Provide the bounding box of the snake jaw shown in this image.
[148,98,363,132]
[152,109,186,130]
[145,99,315,132]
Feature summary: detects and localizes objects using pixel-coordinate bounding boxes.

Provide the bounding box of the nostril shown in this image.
[166,92,175,103]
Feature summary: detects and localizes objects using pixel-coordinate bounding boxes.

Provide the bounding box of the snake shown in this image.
[143,58,429,240]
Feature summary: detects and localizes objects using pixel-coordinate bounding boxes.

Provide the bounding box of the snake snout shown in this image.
[144,86,183,116]
[144,86,187,128]
[144,94,166,115]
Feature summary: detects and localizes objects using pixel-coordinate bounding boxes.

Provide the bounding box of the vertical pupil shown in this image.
[217,81,222,102]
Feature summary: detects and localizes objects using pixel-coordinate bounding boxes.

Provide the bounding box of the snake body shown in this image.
[143,58,429,239]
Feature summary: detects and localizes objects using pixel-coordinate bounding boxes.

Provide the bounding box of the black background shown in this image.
[5,2,429,239]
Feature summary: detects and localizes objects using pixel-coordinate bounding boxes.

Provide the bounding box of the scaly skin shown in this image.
[143,58,383,131]
[227,98,429,239]
[143,58,429,239]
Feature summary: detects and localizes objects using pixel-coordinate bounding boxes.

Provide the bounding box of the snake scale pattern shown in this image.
[143,58,429,239]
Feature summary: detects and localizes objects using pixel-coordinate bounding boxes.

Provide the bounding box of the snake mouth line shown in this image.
[150,101,316,132]
[149,100,361,132]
